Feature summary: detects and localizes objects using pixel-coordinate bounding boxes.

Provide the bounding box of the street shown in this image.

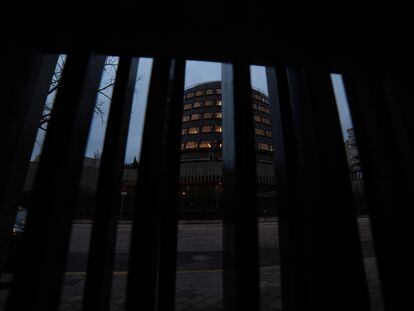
[65,217,374,272]
[0,217,382,311]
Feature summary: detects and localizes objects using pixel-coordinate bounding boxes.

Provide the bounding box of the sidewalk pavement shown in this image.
[72,217,279,225]
[0,267,281,311]
[0,260,383,311]
[58,266,282,311]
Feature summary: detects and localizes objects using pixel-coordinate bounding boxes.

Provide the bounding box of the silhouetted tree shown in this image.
[39,56,140,131]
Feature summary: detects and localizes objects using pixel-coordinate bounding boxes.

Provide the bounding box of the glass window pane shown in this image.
[188,127,199,134]
[191,114,201,120]
[202,125,212,133]
[184,103,192,110]
[186,92,194,99]
[258,143,269,151]
[195,90,204,96]
[193,101,202,108]
[185,141,198,149]
[205,100,214,106]
[199,141,212,148]
[203,112,214,119]
[255,128,265,136]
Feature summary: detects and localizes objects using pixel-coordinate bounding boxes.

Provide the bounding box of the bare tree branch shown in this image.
[39,56,142,132]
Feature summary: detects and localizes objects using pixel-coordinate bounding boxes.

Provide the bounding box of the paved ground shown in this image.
[0,217,384,310]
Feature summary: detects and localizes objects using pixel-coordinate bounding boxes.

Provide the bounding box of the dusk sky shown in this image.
[31,59,353,163]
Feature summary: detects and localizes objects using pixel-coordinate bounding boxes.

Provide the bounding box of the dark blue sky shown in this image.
[31,60,352,163]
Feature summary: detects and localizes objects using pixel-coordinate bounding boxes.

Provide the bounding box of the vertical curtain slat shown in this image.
[126,58,184,311]
[7,52,105,311]
[156,59,185,310]
[286,67,370,310]
[221,63,259,311]
[82,56,139,311]
[266,67,304,310]
[342,75,414,311]
[0,51,58,276]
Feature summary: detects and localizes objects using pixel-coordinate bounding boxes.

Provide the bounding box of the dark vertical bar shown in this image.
[342,75,414,311]
[126,58,184,311]
[285,67,370,310]
[155,59,185,310]
[7,52,105,311]
[82,57,139,311]
[266,66,306,310]
[0,51,58,276]
[221,63,259,311]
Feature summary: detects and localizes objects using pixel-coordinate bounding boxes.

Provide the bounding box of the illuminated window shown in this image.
[204,100,214,106]
[195,90,204,96]
[218,142,223,148]
[203,112,214,119]
[201,125,212,133]
[199,141,212,148]
[265,130,272,137]
[184,103,192,110]
[255,94,262,101]
[269,144,274,151]
[216,88,222,94]
[191,114,201,120]
[206,89,214,95]
[182,115,190,122]
[252,103,258,110]
[216,112,222,119]
[188,127,199,134]
[258,143,269,151]
[193,101,202,108]
[186,92,194,99]
[214,126,222,132]
[255,128,265,136]
[253,115,262,123]
[181,128,187,135]
[262,118,271,125]
[185,141,198,149]
[265,108,270,114]
[258,105,266,112]
[181,143,185,149]
[216,100,222,106]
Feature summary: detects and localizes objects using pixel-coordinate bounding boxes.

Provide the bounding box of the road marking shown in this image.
[178,236,221,240]
[63,269,223,277]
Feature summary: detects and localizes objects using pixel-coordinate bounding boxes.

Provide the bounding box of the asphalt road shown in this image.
[65,217,374,272]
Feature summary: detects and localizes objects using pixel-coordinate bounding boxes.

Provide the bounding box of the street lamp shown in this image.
[120,189,127,220]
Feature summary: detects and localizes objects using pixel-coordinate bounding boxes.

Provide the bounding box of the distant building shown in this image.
[345,128,361,172]
[178,81,275,211]
[344,128,366,213]
[24,81,277,217]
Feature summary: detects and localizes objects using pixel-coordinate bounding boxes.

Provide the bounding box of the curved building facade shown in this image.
[178,81,275,212]
[23,81,276,217]
[181,81,274,162]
